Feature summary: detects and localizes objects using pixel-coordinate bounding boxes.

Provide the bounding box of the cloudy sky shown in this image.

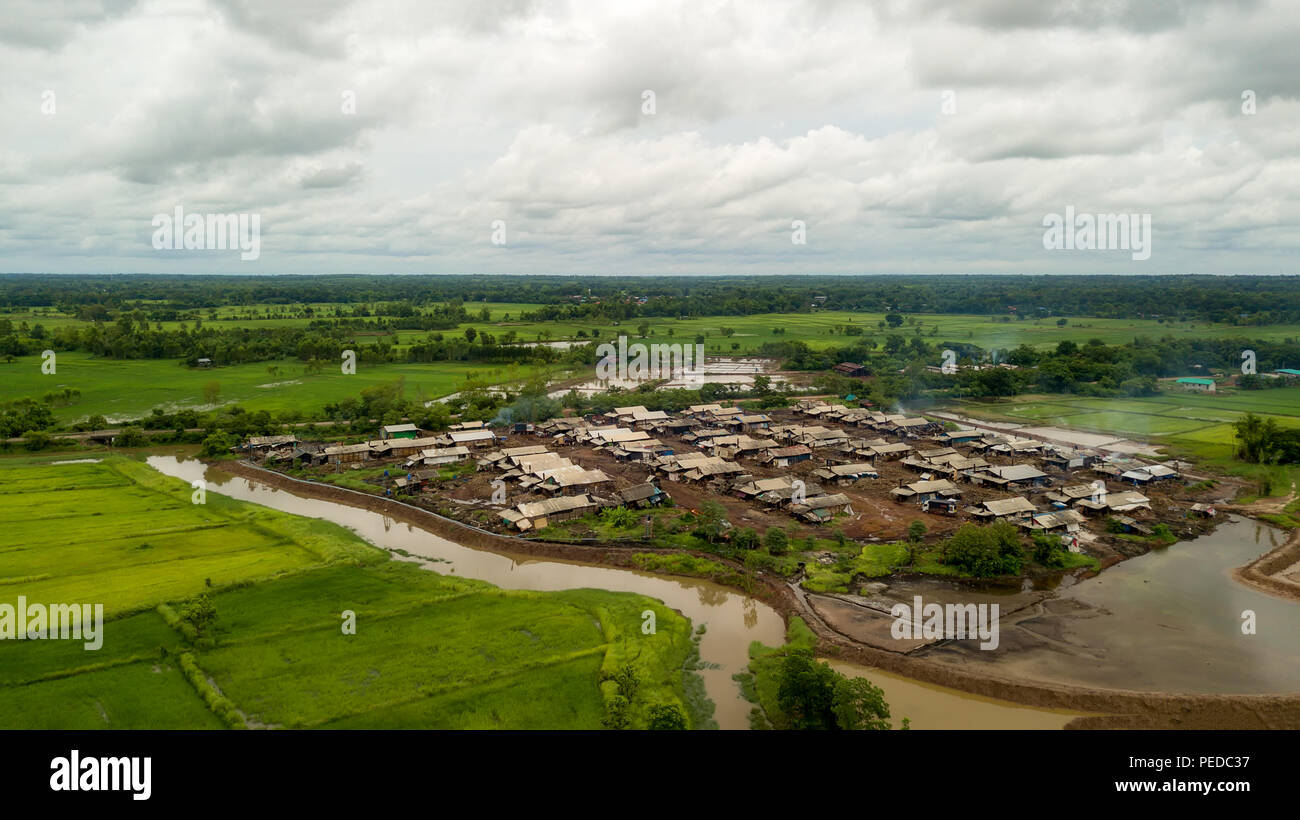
[2,0,1298,275]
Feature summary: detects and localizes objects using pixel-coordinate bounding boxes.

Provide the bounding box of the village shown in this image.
[239,396,1223,579]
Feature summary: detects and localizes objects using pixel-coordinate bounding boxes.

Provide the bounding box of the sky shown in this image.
[2,0,1298,276]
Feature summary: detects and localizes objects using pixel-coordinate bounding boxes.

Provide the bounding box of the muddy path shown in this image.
[211,459,1300,729]
[1232,525,1300,602]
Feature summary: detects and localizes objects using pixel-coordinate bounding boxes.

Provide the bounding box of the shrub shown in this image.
[1031,531,1068,568]
[764,527,789,555]
[647,704,687,730]
[177,594,218,639]
[944,521,1023,577]
[732,527,760,550]
[907,520,926,543]
[600,505,638,529]
[200,431,234,457]
[115,426,147,448]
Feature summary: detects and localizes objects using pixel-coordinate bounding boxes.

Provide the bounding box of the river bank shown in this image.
[1228,514,1300,602]
[202,457,1300,730]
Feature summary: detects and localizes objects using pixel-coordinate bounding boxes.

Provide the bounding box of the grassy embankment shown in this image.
[0,455,702,729]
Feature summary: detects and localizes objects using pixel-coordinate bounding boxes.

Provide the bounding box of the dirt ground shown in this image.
[285,406,1237,573]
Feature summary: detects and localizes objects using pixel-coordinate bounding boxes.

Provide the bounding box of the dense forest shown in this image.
[2,274,1299,324]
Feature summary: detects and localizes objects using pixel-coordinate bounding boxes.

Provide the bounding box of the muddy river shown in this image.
[921,517,1300,693]
[146,455,1295,728]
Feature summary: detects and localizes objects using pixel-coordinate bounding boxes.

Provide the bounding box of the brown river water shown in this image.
[919,516,1300,694]
[145,455,1296,728]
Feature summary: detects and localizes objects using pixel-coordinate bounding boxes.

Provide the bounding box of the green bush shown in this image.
[178,652,244,728]
[943,521,1023,577]
[647,704,687,730]
[115,426,147,448]
[1031,531,1068,568]
[732,527,760,550]
[600,505,638,529]
[764,527,789,555]
[200,431,235,457]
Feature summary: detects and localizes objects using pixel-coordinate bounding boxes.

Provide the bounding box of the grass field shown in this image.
[9,303,1298,353]
[4,302,1298,425]
[0,353,563,424]
[0,455,701,729]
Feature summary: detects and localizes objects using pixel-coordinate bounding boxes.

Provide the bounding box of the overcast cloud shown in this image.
[1,0,1297,275]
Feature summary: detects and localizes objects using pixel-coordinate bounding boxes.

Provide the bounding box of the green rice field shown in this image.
[0,455,699,729]
[0,353,562,424]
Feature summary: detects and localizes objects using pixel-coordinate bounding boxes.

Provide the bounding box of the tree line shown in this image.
[4,273,1298,323]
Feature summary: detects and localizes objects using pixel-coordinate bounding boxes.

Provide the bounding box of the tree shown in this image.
[22,430,50,451]
[885,313,904,328]
[831,676,892,730]
[202,381,221,404]
[1234,412,1283,464]
[944,521,1023,577]
[971,367,1017,397]
[1031,531,1067,568]
[200,432,234,457]
[694,501,728,543]
[115,426,146,448]
[776,651,839,730]
[764,527,789,555]
[733,527,760,550]
[178,594,218,638]
[647,704,687,730]
[600,664,640,730]
[1036,357,1076,393]
[907,520,927,543]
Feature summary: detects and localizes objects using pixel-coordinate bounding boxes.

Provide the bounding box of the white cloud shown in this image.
[1,0,1298,275]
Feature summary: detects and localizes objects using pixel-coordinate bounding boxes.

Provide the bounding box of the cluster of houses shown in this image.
[475,443,669,532]
[790,399,946,438]
[874,429,1176,540]
[241,394,1189,543]
[249,422,500,468]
